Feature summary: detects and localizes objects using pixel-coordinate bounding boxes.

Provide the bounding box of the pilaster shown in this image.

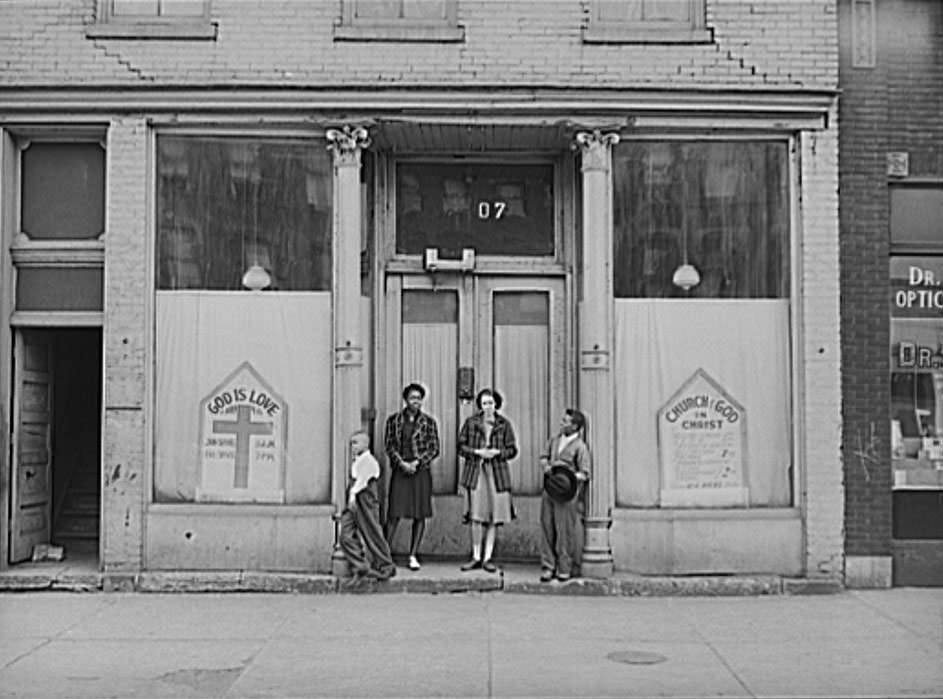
[326,125,370,576]
[574,129,619,578]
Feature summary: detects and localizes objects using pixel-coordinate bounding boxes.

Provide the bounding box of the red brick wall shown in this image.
[839,0,943,556]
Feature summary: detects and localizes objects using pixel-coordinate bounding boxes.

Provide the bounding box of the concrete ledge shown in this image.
[137,571,337,593]
[0,563,847,596]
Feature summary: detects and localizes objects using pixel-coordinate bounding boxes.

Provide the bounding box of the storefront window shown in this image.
[612,140,792,508]
[613,141,789,299]
[153,135,334,505]
[890,256,943,530]
[156,137,331,291]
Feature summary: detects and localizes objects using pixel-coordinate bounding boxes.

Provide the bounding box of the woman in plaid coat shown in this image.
[383,382,440,571]
[457,388,518,573]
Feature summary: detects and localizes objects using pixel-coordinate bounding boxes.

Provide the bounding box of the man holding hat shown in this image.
[539,409,591,582]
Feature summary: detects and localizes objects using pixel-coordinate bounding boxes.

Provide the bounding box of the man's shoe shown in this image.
[482,560,498,573]
[408,555,421,571]
[539,569,554,582]
[460,558,482,572]
[556,572,571,582]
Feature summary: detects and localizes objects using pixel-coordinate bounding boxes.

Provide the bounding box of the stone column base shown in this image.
[581,517,614,578]
[844,555,892,588]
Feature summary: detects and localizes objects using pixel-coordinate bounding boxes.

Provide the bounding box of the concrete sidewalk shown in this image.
[1,588,941,698]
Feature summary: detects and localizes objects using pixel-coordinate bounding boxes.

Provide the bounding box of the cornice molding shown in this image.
[0,86,836,119]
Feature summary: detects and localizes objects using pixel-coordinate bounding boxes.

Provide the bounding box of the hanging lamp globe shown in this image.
[242,263,272,291]
[672,263,701,291]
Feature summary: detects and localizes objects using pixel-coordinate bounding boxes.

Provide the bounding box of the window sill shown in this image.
[333,22,464,43]
[85,21,218,40]
[582,25,712,45]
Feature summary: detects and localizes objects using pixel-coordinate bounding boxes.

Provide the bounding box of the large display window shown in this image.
[153,135,334,504]
[612,140,793,508]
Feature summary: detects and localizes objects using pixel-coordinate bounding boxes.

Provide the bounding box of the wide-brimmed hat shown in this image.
[543,465,579,503]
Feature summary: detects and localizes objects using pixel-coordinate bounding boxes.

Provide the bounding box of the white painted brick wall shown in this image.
[0,1,837,90]
[102,117,148,573]
[800,108,843,579]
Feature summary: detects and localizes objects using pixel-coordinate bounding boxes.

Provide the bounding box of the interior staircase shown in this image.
[53,466,99,556]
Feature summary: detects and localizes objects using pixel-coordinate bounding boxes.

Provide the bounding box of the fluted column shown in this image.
[326,125,370,576]
[574,129,619,578]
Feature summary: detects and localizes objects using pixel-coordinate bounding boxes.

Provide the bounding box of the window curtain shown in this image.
[614,300,792,507]
[154,292,333,503]
[494,324,548,494]
[402,322,458,494]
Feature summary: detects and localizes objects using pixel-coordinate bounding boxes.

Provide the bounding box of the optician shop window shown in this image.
[611,140,793,508]
[889,183,943,539]
[153,136,335,505]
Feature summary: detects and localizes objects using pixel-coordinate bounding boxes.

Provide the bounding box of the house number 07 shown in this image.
[476,201,507,220]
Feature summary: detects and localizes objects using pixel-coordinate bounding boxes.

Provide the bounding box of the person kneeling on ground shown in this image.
[340,431,396,584]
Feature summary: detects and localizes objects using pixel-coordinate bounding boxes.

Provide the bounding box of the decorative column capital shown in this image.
[573,130,620,171]
[326,125,371,166]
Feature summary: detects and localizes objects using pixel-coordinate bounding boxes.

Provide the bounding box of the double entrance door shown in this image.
[385,272,567,559]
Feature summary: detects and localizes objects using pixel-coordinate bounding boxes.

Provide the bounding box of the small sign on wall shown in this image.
[657,369,749,507]
[196,361,287,503]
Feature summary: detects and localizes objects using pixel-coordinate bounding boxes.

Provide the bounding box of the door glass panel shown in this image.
[396,162,554,256]
[493,291,549,494]
[21,143,105,240]
[402,290,458,494]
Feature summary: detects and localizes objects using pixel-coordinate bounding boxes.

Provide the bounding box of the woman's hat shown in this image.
[543,465,579,503]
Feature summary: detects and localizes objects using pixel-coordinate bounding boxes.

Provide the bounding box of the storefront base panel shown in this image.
[397,495,548,562]
[844,555,892,588]
[611,507,803,575]
[144,504,335,573]
[892,541,943,586]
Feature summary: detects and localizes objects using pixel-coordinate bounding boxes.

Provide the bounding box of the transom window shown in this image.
[395,162,554,257]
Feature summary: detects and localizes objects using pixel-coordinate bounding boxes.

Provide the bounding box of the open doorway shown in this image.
[8,328,102,566]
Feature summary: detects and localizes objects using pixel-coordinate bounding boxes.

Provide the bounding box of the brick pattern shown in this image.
[101,117,147,572]
[839,0,943,557]
[0,1,836,89]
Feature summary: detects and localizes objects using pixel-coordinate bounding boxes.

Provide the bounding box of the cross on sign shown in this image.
[213,405,273,488]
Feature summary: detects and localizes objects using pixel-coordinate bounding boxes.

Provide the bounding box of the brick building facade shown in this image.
[0,1,842,585]
[840,0,943,587]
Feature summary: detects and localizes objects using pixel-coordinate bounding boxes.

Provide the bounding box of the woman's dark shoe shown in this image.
[460,558,482,571]
[482,560,498,573]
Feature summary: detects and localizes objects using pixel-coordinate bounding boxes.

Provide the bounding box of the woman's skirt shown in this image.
[387,467,433,519]
[468,462,513,525]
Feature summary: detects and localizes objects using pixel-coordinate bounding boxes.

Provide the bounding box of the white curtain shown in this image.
[495,325,548,494]
[402,324,458,493]
[155,291,333,503]
[614,299,792,507]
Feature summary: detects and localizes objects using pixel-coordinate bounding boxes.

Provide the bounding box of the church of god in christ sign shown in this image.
[196,362,287,503]
[657,368,748,507]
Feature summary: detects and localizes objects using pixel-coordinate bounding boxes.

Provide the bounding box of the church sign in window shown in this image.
[196,362,287,503]
[658,369,748,507]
